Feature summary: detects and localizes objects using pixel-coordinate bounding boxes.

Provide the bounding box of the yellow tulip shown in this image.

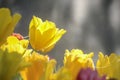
[29,16,66,53]
[0,8,21,46]
[0,49,29,80]
[51,67,72,80]
[96,52,120,80]
[0,36,29,54]
[63,49,95,80]
[20,51,56,80]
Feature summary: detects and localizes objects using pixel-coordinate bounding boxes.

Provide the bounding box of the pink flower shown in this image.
[12,33,23,40]
[77,68,106,80]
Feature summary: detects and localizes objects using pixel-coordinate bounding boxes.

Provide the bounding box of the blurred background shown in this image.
[0,0,120,65]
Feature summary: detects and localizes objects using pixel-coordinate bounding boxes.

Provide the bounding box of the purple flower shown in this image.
[77,68,106,80]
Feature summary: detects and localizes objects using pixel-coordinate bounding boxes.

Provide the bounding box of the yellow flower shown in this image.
[0,8,21,46]
[96,52,120,80]
[0,36,29,53]
[29,16,66,53]
[0,49,29,80]
[51,67,72,80]
[63,49,94,80]
[20,51,56,80]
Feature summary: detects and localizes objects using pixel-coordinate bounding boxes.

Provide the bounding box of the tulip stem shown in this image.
[24,36,29,39]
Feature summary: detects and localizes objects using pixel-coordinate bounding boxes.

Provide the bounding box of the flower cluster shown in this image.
[0,8,120,80]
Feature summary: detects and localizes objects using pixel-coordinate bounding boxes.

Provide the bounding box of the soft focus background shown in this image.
[0,0,120,65]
